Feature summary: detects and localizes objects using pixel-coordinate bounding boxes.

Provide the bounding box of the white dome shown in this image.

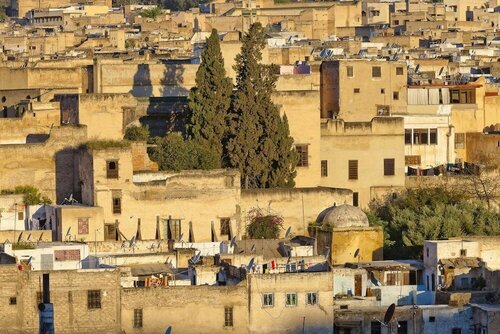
[317,204,369,228]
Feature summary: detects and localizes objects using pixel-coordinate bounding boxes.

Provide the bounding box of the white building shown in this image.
[7,242,89,270]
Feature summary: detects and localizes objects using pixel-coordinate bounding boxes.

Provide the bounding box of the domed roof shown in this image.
[316,204,369,228]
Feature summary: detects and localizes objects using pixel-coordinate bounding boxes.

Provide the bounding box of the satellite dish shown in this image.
[129,235,136,248]
[246,257,255,271]
[285,226,291,238]
[179,233,184,242]
[38,233,43,241]
[250,244,256,252]
[192,252,201,264]
[383,303,396,325]
[165,326,172,334]
[27,233,31,241]
[370,271,379,286]
[324,247,330,259]
[66,227,71,236]
[354,248,360,258]
[230,236,236,249]
[27,256,32,266]
[17,232,23,243]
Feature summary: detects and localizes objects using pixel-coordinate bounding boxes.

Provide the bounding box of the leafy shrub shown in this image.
[124,125,150,141]
[246,207,284,239]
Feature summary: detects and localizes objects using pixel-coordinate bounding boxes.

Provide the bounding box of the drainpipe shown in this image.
[446,124,454,164]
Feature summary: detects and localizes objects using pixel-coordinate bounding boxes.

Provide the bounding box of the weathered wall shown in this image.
[320,117,405,207]
[0,102,60,144]
[78,94,137,140]
[0,265,121,333]
[121,285,249,333]
[248,272,334,333]
[0,126,87,202]
[331,227,384,264]
[321,60,407,121]
[0,230,52,242]
[241,188,352,237]
[272,90,321,188]
[93,60,195,97]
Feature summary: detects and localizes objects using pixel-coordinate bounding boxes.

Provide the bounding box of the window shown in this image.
[37,292,42,305]
[106,160,119,178]
[413,129,428,145]
[9,297,16,305]
[348,160,358,180]
[429,316,436,322]
[353,192,359,207]
[405,155,421,165]
[460,249,467,257]
[455,133,465,149]
[429,129,437,144]
[372,66,381,78]
[78,217,89,234]
[285,293,297,307]
[87,290,101,309]
[450,89,475,104]
[384,159,395,176]
[354,88,360,94]
[371,321,382,334]
[306,292,318,305]
[426,247,429,257]
[262,293,274,307]
[224,307,233,327]
[381,88,385,94]
[452,328,462,334]
[296,145,308,167]
[396,67,404,75]
[168,219,181,241]
[112,197,121,214]
[220,218,230,236]
[377,105,390,116]
[347,66,353,77]
[18,211,23,220]
[405,129,412,144]
[133,309,143,328]
[393,91,399,100]
[386,273,397,285]
[321,160,328,177]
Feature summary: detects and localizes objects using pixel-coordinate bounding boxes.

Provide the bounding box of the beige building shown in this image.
[311,204,384,265]
[320,60,407,122]
[320,117,405,207]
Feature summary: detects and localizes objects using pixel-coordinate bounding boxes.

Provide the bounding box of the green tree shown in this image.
[140,6,163,18]
[369,188,500,259]
[187,29,233,166]
[124,125,150,141]
[226,22,297,189]
[149,133,218,171]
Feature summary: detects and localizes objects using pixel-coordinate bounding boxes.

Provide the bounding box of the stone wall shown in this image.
[121,284,249,333]
[0,126,87,202]
[0,265,121,333]
[0,230,52,243]
[240,187,352,237]
[0,102,60,144]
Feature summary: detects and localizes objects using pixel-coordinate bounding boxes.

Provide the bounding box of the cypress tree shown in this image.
[187,28,233,166]
[226,23,297,189]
